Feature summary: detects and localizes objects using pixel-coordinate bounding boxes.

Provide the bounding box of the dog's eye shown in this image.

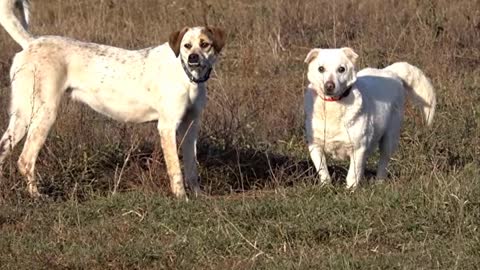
[200,42,210,49]
[318,66,325,73]
[337,66,346,73]
[184,43,192,49]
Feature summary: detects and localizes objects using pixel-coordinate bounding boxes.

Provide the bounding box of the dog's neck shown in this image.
[180,58,212,84]
[310,85,363,129]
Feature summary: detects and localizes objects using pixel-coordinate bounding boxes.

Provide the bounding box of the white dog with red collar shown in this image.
[304,47,436,188]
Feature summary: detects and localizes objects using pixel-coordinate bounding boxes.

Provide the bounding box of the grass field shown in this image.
[0,0,479,268]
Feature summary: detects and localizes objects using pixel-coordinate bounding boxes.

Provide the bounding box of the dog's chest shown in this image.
[311,116,354,159]
[310,101,361,160]
[183,84,206,114]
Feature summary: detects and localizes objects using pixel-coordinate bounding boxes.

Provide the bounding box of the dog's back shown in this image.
[356,67,406,109]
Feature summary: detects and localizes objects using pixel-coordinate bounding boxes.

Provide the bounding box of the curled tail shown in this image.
[385,62,436,126]
[0,0,34,49]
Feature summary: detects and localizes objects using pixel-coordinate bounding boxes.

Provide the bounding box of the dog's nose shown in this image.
[324,81,336,93]
[188,54,200,64]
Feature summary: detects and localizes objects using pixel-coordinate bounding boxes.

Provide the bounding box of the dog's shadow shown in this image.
[194,141,377,195]
[29,138,378,199]
[94,139,379,196]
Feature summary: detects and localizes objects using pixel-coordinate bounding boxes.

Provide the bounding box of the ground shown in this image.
[0,0,479,269]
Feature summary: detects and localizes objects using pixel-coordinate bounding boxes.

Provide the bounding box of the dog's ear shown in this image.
[206,27,226,53]
[341,47,358,64]
[169,27,189,57]
[304,49,320,64]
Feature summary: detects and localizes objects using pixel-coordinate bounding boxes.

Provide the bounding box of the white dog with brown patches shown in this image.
[0,0,225,199]
[304,47,436,188]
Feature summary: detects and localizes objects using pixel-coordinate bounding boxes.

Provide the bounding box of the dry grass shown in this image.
[0,0,479,268]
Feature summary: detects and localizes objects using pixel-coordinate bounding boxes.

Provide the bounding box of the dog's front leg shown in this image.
[308,144,331,184]
[346,148,367,189]
[178,112,201,196]
[158,124,186,199]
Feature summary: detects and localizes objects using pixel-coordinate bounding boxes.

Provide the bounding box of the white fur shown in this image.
[304,48,436,188]
[0,0,225,199]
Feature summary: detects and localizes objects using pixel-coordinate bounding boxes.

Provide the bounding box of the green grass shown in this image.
[1,165,479,269]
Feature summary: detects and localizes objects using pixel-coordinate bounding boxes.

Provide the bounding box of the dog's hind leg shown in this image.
[376,138,392,180]
[14,72,63,197]
[377,119,401,180]
[0,113,28,169]
[0,70,36,171]
[17,102,59,197]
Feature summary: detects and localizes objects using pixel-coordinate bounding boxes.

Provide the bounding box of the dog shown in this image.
[0,0,225,199]
[304,47,436,188]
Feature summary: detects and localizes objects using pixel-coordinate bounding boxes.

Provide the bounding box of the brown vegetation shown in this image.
[0,0,479,267]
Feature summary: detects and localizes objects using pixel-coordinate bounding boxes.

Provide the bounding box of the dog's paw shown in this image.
[173,190,188,201]
[171,184,187,200]
[345,178,360,191]
[319,174,332,186]
[27,185,43,199]
[345,182,359,192]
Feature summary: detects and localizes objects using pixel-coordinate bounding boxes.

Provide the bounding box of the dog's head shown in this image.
[169,26,225,82]
[304,47,358,97]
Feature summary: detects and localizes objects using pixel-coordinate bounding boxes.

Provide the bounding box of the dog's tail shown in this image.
[385,62,436,126]
[0,0,34,49]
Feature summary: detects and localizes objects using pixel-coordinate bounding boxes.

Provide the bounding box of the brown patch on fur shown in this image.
[168,27,189,57]
[199,33,213,45]
[203,27,226,53]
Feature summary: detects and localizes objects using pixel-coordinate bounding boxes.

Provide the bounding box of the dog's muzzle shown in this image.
[181,56,212,84]
[188,53,200,67]
[324,81,336,95]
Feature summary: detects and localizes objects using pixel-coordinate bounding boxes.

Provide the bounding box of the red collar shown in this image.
[321,85,353,102]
